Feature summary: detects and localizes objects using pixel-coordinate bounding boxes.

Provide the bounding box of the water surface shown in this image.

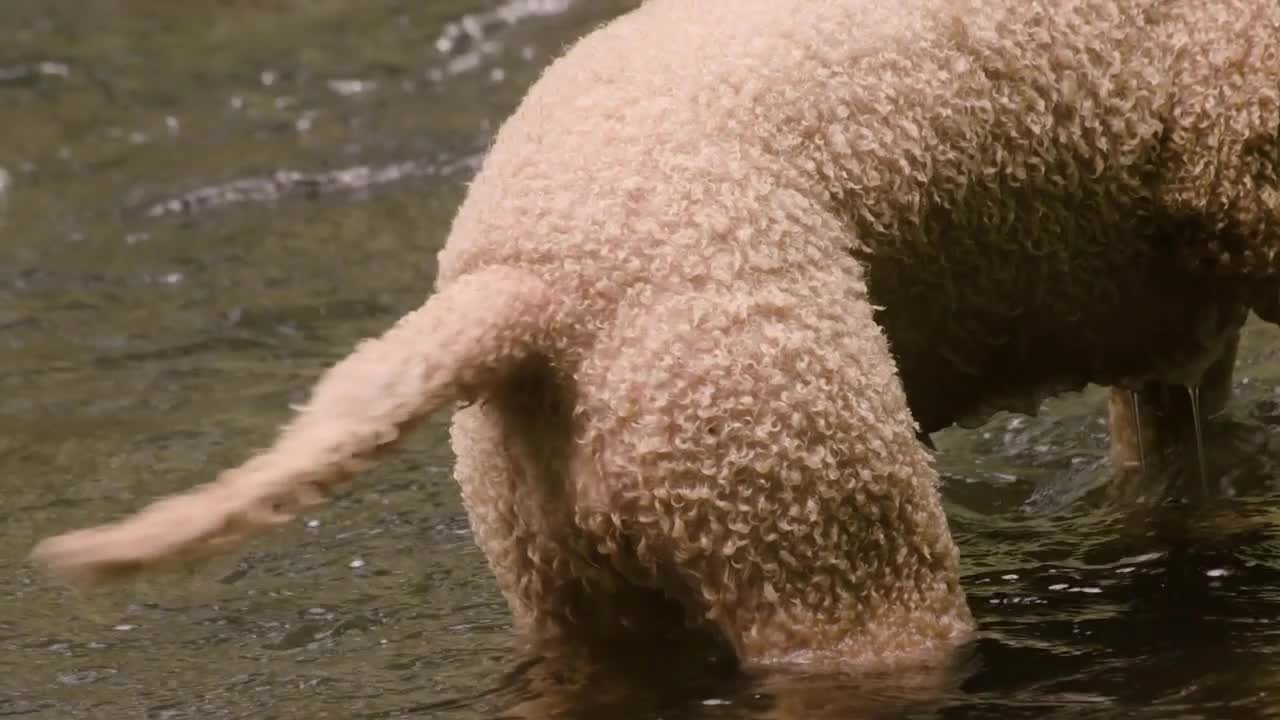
[5,2,1280,718]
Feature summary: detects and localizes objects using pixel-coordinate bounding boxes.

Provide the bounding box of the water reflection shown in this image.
[5,1,1280,718]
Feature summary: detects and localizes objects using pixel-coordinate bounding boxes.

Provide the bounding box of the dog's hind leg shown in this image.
[570,275,972,668]
[451,358,701,655]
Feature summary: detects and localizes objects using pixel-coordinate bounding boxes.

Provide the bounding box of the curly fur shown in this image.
[32,0,1280,668]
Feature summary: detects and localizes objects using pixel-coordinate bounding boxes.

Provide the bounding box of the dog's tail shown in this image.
[31,265,554,586]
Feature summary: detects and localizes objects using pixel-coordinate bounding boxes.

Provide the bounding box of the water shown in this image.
[4,2,1280,717]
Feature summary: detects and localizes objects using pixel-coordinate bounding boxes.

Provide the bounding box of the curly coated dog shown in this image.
[33,0,1280,668]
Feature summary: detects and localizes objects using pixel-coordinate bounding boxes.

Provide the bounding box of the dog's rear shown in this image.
[31,266,555,585]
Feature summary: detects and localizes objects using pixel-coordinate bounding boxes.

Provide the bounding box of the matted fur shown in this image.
[32,0,1280,667]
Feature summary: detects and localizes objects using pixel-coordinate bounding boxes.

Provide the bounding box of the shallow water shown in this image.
[5,2,1280,718]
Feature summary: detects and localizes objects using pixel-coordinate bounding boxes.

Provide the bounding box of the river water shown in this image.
[5,2,1280,718]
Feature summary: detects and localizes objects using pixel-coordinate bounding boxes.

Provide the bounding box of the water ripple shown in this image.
[141,153,483,218]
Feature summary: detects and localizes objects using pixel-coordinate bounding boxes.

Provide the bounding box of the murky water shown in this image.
[5,2,1280,718]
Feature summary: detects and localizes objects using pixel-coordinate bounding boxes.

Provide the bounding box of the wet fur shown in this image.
[31,0,1280,668]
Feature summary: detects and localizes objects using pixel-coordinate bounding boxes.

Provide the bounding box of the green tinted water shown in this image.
[5,2,1280,718]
